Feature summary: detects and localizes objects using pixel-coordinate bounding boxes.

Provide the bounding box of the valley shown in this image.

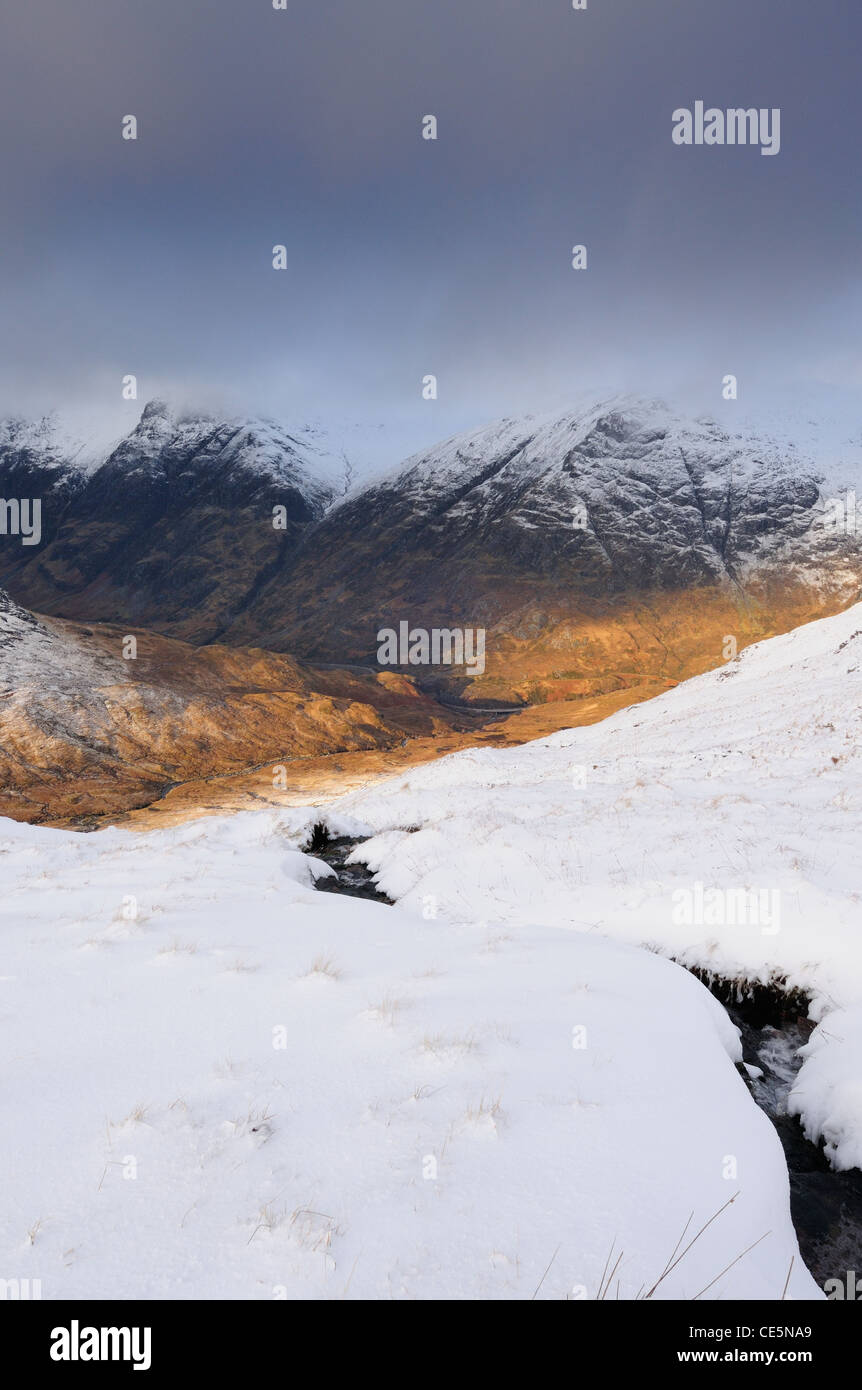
[2,395,860,827]
[1,393,861,1302]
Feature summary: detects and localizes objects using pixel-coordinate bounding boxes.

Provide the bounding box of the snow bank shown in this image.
[0,810,816,1298]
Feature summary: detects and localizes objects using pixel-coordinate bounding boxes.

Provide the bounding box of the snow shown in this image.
[0,588,148,702]
[0,400,394,497]
[98,401,337,505]
[363,395,825,503]
[330,600,862,1173]
[7,580,861,1299]
[316,396,862,607]
[6,394,862,527]
[0,806,817,1299]
[0,414,100,477]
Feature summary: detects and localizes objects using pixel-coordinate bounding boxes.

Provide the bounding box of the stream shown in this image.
[310,828,862,1289]
[310,830,393,904]
[699,973,862,1288]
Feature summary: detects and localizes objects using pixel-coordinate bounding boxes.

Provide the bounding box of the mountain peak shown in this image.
[139,398,172,423]
[135,397,172,428]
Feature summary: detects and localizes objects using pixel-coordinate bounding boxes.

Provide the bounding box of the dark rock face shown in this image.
[0,418,89,583]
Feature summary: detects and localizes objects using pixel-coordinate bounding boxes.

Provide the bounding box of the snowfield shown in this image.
[333,600,862,1175]
[6,598,860,1300]
[0,808,817,1300]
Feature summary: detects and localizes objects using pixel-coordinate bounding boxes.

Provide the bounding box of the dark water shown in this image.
[309,828,862,1288]
[309,827,392,904]
[692,971,862,1287]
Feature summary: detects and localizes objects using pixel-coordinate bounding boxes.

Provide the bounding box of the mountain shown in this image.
[0,588,464,825]
[0,401,340,643]
[224,398,862,702]
[3,397,861,707]
[0,415,92,575]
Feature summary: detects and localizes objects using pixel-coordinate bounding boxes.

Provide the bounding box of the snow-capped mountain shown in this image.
[226,398,862,700]
[95,399,340,497]
[0,401,343,642]
[2,397,861,694]
[0,415,94,572]
[362,396,834,583]
[0,413,95,474]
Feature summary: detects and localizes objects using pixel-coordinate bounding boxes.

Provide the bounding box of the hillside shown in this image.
[227,397,862,703]
[331,599,862,1185]
[0,589,461,824]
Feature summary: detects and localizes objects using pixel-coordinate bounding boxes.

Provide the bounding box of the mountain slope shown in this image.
[0,415,92,581]
[224,397,862,701]
[332,598,862,1180]
[0,589,462,824]
[2,397,860,704]
[0,401,338,642]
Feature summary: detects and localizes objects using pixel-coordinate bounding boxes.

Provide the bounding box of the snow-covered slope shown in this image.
[96,399,338,501]
[0,585,41,646]
[0,587,108,686]
[303,394,858,586]
[0,810,817,1299]
[327,600,862,1170]
[0,414,97,476]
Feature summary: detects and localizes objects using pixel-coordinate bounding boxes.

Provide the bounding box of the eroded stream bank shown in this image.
[310,828,862,1290]
[695,973,862,1288]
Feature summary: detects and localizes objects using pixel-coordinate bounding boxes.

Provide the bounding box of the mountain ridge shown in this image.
[2,396,861,704]
[222,397,862,701]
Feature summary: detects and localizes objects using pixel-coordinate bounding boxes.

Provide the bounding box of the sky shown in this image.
[2,0,861,465]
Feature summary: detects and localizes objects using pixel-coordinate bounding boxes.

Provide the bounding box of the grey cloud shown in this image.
[1,0,860,450]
